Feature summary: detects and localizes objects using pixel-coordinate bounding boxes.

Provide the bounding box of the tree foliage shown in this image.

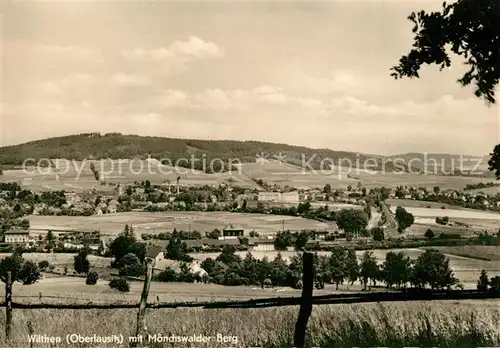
[411,249,458,290]
[477,269,489,291]
[74,248,90,274]
[336,209,369,238]
[86,271,99,285]
[391,0,500,104]
[109,278,130,292]
[488,144,500,179]
[0,252,41,285]
[395,206,415,232]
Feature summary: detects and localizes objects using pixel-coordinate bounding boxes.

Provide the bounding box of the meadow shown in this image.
[388,206,500,220]
[422,245,500,262]
[27,211,338,237]
[1,298,499,347]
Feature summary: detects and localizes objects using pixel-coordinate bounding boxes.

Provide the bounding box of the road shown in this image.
[380,202,400,239]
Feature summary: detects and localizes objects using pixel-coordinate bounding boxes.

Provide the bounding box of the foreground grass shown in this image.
[0,301,499,347]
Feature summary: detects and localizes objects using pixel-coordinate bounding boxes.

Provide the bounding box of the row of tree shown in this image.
[156,245,462,291]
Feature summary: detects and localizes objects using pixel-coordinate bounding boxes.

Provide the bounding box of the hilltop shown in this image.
[0,133,491,177]
[0,133,405,173]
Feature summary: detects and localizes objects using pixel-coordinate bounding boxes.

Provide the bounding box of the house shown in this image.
[247,237,275,251]
[313,230,330,240]
[258,192,281,202]
[223,224,244,238]
[281,191,299,203]
[145,246,164,265]
[4,229,32,244]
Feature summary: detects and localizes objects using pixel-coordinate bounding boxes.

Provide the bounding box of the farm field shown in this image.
[404,223,473,238]
[27,211,338,237]
[2,159,494,191]
[389,206,500,219]
[1,294,499,347]
[422,246,500,262]
[386,198,488,211]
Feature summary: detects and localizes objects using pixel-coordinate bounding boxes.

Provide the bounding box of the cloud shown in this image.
[156,90,189,108]
[122,36,225,62]
[32,43,103,61]
[109,73,151,87]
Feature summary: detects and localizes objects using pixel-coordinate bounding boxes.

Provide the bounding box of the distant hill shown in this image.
[388,153,492,177]
[0,133,413,173]
[0,133,492,177]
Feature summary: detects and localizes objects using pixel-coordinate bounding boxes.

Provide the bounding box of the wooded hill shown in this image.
[0,132,428,173]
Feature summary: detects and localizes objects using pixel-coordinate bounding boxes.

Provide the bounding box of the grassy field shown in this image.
[386,198,487,211]
[422,246,500,262]
[404,222,473,238]
[27,211,338,237]
[0,298,499,347]
[388,206,500,220]
[2,159,494,191]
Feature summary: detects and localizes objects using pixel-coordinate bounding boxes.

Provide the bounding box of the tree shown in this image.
[360,251,378,290]
[86,271,99,285]
[109,227,145,265]
[395,206,414,232]
[371,227,385,241]
[297,201,312,215]
[109,278,130,292]
[477,269,489,291]
[345,249,359,286]
[294,230,310,251]
[274,231,292,251]
[38,260,50,271]
[490,276,500,294]
[336,209,369,239]
[433,186,440,195]
[19,261,41,285]
[74,249,90,274]
[382,251,411,289]
[488,145,500,179]
[391,0,499,105]
[0,252,41,285]
[425,228,435,239]
[216,245,241,265]
[329,247,347,290]
[363,204,372,220]
[411,249,458,290]
[156,268,177,282]
[119,253,141,268]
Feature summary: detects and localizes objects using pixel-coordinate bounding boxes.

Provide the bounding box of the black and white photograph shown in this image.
[1,0,499,347]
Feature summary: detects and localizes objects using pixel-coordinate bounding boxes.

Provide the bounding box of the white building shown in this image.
[281,191,299,203]
[4,230,31,244]
[258,192,282,202]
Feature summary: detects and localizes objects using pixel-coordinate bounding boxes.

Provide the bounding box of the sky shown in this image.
[1,0,499,156]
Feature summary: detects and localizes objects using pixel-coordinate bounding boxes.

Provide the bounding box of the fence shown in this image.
[3,252,500,348]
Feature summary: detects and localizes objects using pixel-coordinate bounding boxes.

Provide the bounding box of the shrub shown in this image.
[119,263,145,277]
[424,229,435,239]
[490,276,500,294]
[109,278,130,292]
[155,268,177,282]
[86,271,99,285]
[38,260,50,271]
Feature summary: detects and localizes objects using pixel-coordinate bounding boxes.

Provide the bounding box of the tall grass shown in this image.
[0,301,499,347]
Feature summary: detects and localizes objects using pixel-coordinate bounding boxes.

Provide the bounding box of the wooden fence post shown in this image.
[134,258,153,347]
[5,271,12,343]
[294,252,314,348]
